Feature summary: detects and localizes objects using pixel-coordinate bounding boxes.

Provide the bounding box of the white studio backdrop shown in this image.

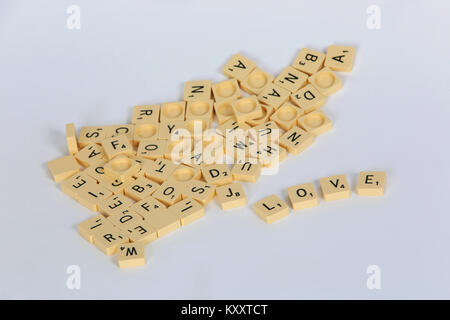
[0,0,449,299]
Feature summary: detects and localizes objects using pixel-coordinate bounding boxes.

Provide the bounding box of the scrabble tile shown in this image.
[142,207,180,238]
[107,209,144,228]
[101,135,134,160]
[212,79,242,102]
[75,143,106,167]
[279,126,314,155]
[248,121,281,144]
[246,105,274,127]
[108,208,158,245]
[77,214,112,243]
[158,120,186,140]
[175,138,197,162]
[182,180,216,205]
[98,194,134,217]
[61,172,97,200]
[297,110,332,136]
[166,127,193,147]
[78,126,107,147]
[325,45,355,72]
[83,160,107,181]
[185,118,211,139]
[170,164,201,183]
[78,164,107,184]
[92,225,129,256]
[197,136,224,166]
[122,220,158,245]
[107,124,135,143]
[128,156,149,178]
[253,195,290,224]
[77,183,113,212]
[214,99,236,124]
[131,196,167,217]
[240,68,274,95]
[222,53,257,80]
[65,123,78,154]
[257,83,290,109]
[184,80,212,102]
[137,139,168,160]
[256,143,287,167]
[160,101,186,122]
[169,198,205,226]
[224,137,257,161]
[98,172,135,195]
[166,138,194,163]
[231,161,261,183]
[47,155,80,182]
[132,105,160,124]
[356,171,386,196]
[231,96,263,123]
[320,174,351,201]
[133,123,159,146]
[117,243,146,268]
[308,67,342,97]
[287,182,319,210]
[104,155,140,182]
[290,84,326,113]
[124,176,160,201]
[270,103,303,131]
[201,164,232,186]
[179,148,203,166]
[216,119,251,137]
[292,48,325,75]
[143,158,178,183]
[216,182,247,210]
[186,100,214,122]
[152,180,183,206]
[274,66,309,93]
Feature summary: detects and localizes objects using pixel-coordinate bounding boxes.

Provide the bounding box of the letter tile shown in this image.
[297,110,332,136]
[212,79,242,102]
[292,48,325,75]
[324,45,355,72]
[216,182,247,210]
[279,126,314,155]
[124,176,160,201]
[117,243,146,268]
[66,123,78,154]
[356,171,386,196]
[319,174,351,201]
[182,180,216,205]
[201,164,232,186]
[78,126,107,147]
[253,195,290,224]
[274,66,308,93]
[75,143,106,167]
[47,155,80,182]
[257,83,290,109]
[98,194,135,217]
[287,182,319,210]
[308,67,342,96]
[184,80,212,102]
[132,105,160,124]
[101,135,134,160]
[168,198,205,226]
[240,68,274,95]
[222,53,257,80]
[290,84,326,113]
[160,101,186,122]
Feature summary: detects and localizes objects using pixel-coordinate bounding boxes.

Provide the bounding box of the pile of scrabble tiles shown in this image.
[48,46,376,269]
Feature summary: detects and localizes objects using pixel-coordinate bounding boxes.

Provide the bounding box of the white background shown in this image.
[0,0,449,299]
